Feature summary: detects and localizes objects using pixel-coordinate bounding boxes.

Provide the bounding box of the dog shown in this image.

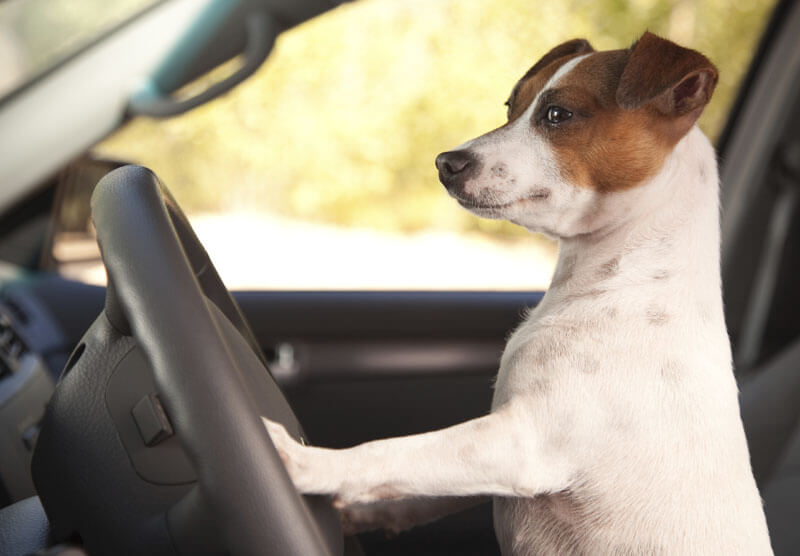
[264,32,773,554]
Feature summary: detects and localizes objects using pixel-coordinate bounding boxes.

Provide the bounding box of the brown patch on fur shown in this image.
[545,50,673,192]
[519,39,594,85]
[617,32,718,118]
[507,39,594,122]
[597,256,620,278]
[563,288,606,303]
[502,347,556,395]
[509,61,574,123]
[538,33,717,192]
[646,306,670,326]
[605,306,618,318]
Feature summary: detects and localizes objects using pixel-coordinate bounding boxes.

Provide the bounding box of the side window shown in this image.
[58,0,773,290]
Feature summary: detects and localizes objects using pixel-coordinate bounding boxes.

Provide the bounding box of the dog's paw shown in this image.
[262,417,326,494]
[262,418,296,464]
[262,418,405,506]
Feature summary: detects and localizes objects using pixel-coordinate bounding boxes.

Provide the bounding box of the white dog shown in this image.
[265,32,773,554]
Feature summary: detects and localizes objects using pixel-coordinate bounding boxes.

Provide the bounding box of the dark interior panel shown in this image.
[285,373,496,448]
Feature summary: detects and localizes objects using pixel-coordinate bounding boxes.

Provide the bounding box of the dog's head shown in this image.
[436,32,718,238]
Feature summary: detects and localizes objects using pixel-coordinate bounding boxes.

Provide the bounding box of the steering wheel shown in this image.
[31,166,342,555]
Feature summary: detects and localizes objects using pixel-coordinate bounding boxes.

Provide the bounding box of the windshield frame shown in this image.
[0,0,165,107]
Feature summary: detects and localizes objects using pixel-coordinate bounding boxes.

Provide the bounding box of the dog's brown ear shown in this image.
[524,38,595,79]
[616,32,718,122]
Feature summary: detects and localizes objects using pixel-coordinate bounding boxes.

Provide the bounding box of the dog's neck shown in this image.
[541,127,723,319]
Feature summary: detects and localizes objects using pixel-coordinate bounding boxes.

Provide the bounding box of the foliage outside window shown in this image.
[85,0,773,290]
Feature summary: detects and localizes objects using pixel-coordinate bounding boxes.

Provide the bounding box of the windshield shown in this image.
[0,0,161,102]
[22,0,775,290]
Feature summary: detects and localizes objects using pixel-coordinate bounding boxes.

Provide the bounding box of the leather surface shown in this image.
[761,457,800,555]
[0,496,51,556]
[740,337,800,487]
[32,315,185,555]
[740,338,800,555]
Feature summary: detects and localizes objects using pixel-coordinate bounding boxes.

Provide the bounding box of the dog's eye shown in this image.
[546,106,573,124]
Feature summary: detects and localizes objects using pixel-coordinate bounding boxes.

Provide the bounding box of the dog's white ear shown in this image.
[524,38,595,79]
[616,32,718,126]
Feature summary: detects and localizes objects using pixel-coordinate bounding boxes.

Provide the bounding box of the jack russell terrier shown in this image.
[265,32,773,554]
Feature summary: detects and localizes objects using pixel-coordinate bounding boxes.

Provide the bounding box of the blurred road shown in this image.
[57,213,557,291]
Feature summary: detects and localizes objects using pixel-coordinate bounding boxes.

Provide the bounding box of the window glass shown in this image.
[0,0,160,101]
[75,0,774,290]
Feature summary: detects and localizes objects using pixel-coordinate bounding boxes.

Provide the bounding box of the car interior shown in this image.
[0,0,798,554]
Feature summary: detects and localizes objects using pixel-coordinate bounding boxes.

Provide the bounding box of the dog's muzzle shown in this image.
[435,150,480,194]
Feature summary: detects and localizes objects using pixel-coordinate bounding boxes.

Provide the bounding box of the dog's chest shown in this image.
[494,492,623,556]
[491,308,602,410]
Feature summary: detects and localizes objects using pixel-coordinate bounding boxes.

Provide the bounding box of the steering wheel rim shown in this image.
[91,165,340,556]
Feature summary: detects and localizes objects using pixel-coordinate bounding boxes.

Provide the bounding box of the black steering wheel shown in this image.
[31,166,342,555]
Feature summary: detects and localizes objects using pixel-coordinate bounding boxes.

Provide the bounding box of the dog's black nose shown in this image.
[436,151,478,193]
[436,151,474,179]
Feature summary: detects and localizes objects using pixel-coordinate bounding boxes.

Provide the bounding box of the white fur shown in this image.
[264,55,773,554]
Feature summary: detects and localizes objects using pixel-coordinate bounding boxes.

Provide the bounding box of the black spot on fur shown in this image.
[531,188,551,200]
[491,163,509,178]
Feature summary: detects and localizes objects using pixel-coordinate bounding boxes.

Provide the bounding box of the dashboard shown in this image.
[0,270,105,508]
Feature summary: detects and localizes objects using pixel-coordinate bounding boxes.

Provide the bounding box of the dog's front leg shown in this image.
[339,496,488,536]
[263,402,572,507]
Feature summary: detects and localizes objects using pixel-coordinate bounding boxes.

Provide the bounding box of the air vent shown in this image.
[0,293,28,325]
[0,311,27,376]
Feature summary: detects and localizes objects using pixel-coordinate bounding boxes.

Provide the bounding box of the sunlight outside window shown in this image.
[54,0,774,291]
